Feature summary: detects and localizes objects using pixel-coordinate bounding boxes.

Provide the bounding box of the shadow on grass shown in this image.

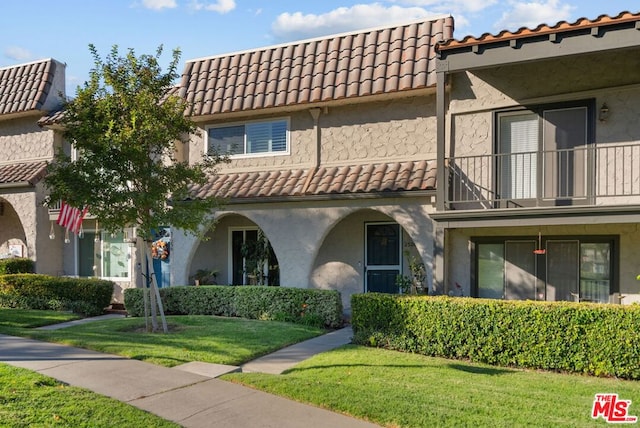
[447,363,515,376]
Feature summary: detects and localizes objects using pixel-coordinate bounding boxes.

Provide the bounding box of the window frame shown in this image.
[493,99,596,206]
[205,117,291,159]
[471,235,618,303]
[76,230,132,281]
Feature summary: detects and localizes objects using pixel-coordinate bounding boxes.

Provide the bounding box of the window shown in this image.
[207,119,289,157]
[78,231,131,280]
[474,236,616,303]
[497,101,594,205]
[230,228,279,286]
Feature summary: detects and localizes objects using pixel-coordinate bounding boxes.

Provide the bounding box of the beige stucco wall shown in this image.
[446,223,640,305]
[187,94,437,173]
[0,185,62,275]
[0,116,56,162]
[176,196,436,313]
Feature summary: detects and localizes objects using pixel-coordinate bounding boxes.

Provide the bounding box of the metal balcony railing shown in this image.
[445,143,640,210]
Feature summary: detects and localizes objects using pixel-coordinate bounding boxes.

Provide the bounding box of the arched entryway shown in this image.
[189,213,280,286]
[310,208,433,311]
[0,198,27,259]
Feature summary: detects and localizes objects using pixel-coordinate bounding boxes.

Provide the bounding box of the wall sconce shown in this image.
[599,103,610,122]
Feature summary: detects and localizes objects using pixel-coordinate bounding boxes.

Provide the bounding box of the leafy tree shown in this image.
[45,45,226,332]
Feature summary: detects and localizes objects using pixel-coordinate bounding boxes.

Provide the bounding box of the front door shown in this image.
[365,223,401,293]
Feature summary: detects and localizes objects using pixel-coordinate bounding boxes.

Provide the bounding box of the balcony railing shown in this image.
[445,143,640,210]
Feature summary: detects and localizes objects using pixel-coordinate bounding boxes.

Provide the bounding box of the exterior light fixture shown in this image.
[599,103,610,122]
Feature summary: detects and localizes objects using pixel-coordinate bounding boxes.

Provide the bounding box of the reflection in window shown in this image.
[78,231,130,279]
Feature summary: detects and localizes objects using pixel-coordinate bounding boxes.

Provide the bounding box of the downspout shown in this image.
[302,107,323,193]
[309,107,322,168]
[434,57,448,294]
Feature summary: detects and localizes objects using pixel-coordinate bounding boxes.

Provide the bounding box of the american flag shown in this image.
[56,201,88,234]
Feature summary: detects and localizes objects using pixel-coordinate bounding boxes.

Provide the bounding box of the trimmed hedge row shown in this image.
[351,294,640,379]
[0,274,114,316]
[0,258,34,274]
[124,285,343,328]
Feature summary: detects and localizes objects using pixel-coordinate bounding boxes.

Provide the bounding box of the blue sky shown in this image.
[1,1,637,92]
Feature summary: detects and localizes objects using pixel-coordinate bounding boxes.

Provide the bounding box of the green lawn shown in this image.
[3,309,640,427]
[0,309,80,331]
[1,310,325,367]
[223,345,640,427]
[0,363,179,428]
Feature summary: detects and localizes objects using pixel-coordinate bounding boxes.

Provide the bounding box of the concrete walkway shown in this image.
[0,321,379,428]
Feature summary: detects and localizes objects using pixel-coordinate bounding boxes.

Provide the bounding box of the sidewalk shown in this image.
[0,322,379,428]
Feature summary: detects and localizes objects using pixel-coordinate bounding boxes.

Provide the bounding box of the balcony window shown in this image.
[497,101,593,206]
[206,119,289,157]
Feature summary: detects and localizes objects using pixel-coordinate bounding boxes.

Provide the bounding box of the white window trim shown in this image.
[204,117,291,159]
[75,230,132,281]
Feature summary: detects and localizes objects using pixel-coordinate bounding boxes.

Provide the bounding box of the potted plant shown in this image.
[190,269,218,286]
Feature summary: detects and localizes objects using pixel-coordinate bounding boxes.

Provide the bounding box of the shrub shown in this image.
[0,274,114,316]
[0,258,35,274]
[124,285,343,328]
[351,294,640,380]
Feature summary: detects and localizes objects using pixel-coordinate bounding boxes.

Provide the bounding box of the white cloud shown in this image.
[495,0,574,31]
[4,46,33,62]
[190,0,236,13]
[394,0,498,14]
[271,3,442,42]
[141,0,177,10]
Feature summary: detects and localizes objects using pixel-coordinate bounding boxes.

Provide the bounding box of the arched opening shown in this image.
[189,213,280,286]
[0,198,27,259]
[310,208,431,311]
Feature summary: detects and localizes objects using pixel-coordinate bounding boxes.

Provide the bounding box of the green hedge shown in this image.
[124,285,343,328]
[0,274,114,316]
[0,258,34,274]
[351,294,640,380]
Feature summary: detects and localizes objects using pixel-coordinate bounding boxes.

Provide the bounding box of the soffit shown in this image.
[437,11,640,71]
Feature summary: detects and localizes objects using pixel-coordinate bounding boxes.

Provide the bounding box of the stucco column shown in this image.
[170,227,201,286]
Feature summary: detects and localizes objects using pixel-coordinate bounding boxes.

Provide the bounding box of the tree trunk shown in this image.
[138,236,168,333]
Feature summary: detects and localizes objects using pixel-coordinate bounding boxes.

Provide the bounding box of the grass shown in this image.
[0,309,80,331]
[223,345,640,427]
[3,309,640,427]
[0,363,179,428]
[0,310,325,367]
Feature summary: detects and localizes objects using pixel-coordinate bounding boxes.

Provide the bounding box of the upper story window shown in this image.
[206,119,289,158]
[496,100,594,205]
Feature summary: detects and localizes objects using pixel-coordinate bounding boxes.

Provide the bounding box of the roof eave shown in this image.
[223,189,437,205]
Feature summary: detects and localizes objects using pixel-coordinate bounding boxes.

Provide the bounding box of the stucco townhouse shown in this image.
[434,11,640,304]
[4,10,640,311]
[0,59,66,275]
[169,15,454,312]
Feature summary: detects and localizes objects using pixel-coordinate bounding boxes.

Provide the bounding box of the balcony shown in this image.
[444,143,640,210]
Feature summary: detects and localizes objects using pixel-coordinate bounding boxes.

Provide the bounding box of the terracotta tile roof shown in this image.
[438,11,640,51]
[0,59,59,117]
[0,161,48,186]
[190,160,436,201]
[180,16,453,117]
[37,108,66,126]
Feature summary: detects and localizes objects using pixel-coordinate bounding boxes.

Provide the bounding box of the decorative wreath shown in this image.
[151,240,170,260]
